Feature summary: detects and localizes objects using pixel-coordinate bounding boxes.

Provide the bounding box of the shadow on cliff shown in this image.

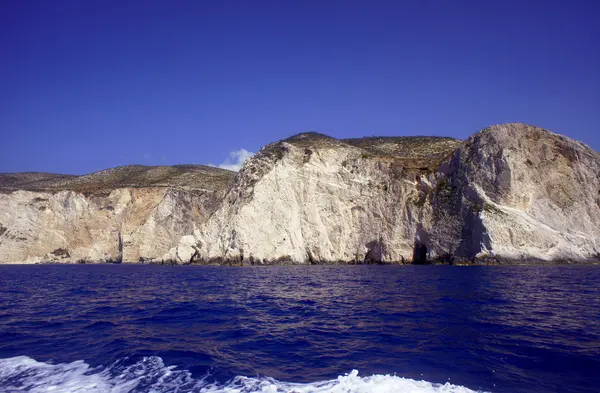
[364,239,386,264]
[412,224,430,264]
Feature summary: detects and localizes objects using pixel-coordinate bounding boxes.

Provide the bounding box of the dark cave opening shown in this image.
[413,242,428,264]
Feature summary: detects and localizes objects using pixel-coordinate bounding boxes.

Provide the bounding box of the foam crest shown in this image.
[0,356,485,393]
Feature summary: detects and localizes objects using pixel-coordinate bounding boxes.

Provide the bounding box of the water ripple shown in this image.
[0,265,599,392]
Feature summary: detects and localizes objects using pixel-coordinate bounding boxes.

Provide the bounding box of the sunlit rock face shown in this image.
[169,124,600,265]
[423,123,600,263]
[2,124,599,265]
[169,133,462,264]
[0,166,234,264]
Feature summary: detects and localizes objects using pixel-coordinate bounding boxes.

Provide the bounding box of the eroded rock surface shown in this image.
[171,133,461,264]
[424,124,600,263]
[169,124,600,265]
[3,123,599,265]
[0,165,234,263]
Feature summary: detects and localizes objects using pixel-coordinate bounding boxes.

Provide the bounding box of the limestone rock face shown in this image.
[171,133,461,264]
[169,124,600,265]
[0,165,234,264]
[3,124,599,265]
[423,123,600,263]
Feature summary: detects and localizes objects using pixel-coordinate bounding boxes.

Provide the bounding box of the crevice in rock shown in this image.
[364,239,385,264]
[456,206,492,260]
[412,224,431,264]
[412,242,428,264]
[188,250,199,265]
[115,231,123,263]
[306,249,318,265]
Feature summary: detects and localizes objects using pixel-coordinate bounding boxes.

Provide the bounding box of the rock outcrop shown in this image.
[2,123,599,265]
[168,123,600,265]
[0,165,234,263]
[167,133,460,264]
[423,124,600,263]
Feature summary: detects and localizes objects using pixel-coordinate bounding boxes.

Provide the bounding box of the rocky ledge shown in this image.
[1,123,599,265]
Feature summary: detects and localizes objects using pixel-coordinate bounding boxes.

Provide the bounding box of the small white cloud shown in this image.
[143,153,152,159]
[209,148,254,172]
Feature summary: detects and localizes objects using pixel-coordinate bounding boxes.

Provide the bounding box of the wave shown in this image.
[0,355,484,393]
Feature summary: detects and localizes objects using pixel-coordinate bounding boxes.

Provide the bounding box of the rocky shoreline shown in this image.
[2,123,599,265]
[32,256,600,266]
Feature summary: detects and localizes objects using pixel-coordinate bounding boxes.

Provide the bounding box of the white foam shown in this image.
[0,356,486,393]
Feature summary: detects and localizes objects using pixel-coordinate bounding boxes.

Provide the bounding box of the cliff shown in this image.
[0,165,235,263]
[422,123,600,263]
[2,123,599,265]
[167,123,600,265]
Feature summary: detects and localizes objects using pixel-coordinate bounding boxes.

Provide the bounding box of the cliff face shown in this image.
[423,123,600,263]
[168,123,600,265]
[167,133,461,264]
[2,123,599,265]
[0,166,234,264]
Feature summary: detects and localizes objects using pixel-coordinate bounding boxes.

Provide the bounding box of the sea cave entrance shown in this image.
[413,242,428,264]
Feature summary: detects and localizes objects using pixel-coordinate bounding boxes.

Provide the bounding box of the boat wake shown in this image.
[0,355,484,392]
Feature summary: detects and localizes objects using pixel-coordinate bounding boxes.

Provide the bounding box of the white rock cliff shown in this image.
[424,123,600,263]
[168,123,600,265]
[0,165,234,264]
[2,123,599,264]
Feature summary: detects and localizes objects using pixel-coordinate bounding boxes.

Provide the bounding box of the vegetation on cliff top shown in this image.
[343,136,461,170]
[0,165,236,195]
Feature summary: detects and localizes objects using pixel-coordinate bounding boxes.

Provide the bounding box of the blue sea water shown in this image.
[0,265,599,393]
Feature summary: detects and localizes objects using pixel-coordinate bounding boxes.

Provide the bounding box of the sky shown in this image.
[1,0,599,174]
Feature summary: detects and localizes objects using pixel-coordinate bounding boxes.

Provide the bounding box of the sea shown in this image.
[0,264,598,393]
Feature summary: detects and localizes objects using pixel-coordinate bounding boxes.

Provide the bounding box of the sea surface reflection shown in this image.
[0,264,599,392]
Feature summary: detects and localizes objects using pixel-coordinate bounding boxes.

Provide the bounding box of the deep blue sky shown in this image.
[1,0,599,174]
